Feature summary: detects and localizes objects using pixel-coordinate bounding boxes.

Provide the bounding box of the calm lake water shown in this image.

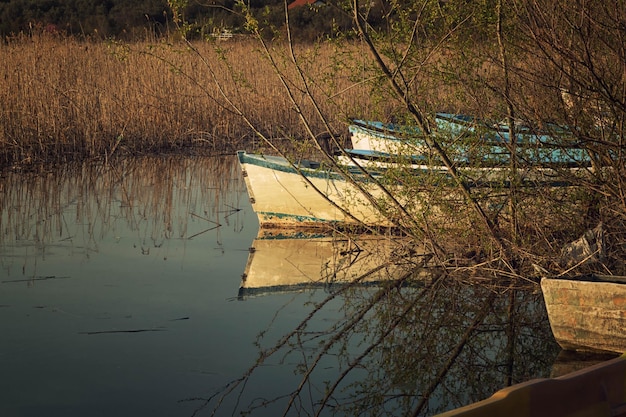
[0,155,566,416]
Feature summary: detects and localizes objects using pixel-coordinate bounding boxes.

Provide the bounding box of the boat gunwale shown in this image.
[544,274,626,285]
[351,118,591,165]
[340,147,590,169]
[237,150,380,182]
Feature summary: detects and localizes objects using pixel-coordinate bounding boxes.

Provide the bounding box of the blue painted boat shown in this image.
[434,112,580,147]
[348,113,590,167]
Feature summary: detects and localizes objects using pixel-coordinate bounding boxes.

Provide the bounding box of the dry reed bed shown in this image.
[0,34,375,168]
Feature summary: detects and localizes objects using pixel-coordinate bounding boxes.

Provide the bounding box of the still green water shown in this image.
[0,155,563,417]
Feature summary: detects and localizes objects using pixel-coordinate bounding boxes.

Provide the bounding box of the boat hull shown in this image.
[541,276,626,354]
[238,151,394,228]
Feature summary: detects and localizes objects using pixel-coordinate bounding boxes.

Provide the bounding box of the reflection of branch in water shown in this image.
[204,262,554,416]
[196,261,421,416]
[79,328,167,335]
[312,273,446,416]
[2,275,70,283]
[190,212,221,226]
[187,225,221,240]
[221,204,242,219]
[410,291,497,417]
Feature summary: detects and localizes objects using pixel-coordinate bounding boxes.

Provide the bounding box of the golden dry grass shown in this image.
[0,31,590,169]
[0,33,382,168]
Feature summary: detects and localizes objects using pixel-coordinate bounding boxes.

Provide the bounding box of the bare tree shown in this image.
[164,0,623,415]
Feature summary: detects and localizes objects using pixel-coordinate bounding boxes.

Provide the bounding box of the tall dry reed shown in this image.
[0,33,377,168]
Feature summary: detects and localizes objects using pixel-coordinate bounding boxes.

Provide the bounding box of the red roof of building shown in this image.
[287,0,323,10]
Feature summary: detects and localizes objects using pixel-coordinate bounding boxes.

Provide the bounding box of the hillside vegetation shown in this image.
[0,0,356,40]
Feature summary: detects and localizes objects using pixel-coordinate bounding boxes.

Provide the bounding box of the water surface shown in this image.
[0,156,563,416]
[1,156,279,416]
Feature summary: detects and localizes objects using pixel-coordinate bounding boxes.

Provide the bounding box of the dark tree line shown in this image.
[0,0,364,40]
[0,0,170,38]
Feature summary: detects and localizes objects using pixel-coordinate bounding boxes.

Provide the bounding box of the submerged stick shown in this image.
[79,329,167,335]
[2,275,70,283]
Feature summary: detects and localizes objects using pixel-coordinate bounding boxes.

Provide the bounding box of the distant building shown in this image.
[287,0,325,10]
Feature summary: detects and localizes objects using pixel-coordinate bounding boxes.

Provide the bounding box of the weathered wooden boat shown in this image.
[238,230,427,298]
[436,354,626,417]
[541,275,626,354]
[434,112,570,142]
[434,113,584,150]
[349,113,533,153]
[237,150,396,228]
[436,113,589,161]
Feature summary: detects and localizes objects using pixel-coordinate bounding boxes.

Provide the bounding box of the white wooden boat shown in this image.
[541,275,626,354]
[238,149,581,230]
[237,151,396,228]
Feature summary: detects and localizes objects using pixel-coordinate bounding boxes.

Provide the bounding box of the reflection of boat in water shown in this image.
[238,231,431,298]
[541,275,626,354]
[550,349,621,378]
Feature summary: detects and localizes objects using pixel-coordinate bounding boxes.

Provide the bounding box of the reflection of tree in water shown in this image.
[350,282,556,416]
[202,265,559,416]
[0,156,245,276]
